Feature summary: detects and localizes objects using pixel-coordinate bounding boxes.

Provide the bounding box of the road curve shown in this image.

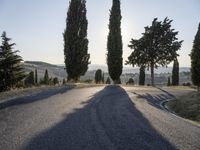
[0,86,199,150]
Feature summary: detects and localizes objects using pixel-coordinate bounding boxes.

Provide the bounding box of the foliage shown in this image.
[25,71,34,87]
[191,23,200,91]
[95,69,102,84]
[35,69,38,85]
[107,0,123,84]
[167,76,171,86]
[172,59,179,86]
[126,17,183,85]
[41,69,49,85]
[126,78,134,85]
[64,0,90,82]
[139,66,145,85]
[53,77,59,85]
[0,32,26,92]
[106,77,111,84]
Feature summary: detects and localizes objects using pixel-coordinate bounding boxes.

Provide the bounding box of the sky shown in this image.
[0,0,199,67]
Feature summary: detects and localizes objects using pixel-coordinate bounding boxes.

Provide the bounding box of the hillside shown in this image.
[24,61,191,85]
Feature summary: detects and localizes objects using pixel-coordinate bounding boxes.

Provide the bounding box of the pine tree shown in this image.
[191,23,200,91]
[35,69,38,85]
[172,59,179,86]
[0,32,26,92]
[126,18,182,86]
[64,0,90,82]
[95,69,102,84]
[107,0,123,84]
[43,69,49,85]
[139,66,145,85]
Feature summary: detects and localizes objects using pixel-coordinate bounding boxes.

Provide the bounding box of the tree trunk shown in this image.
[151,63,155,86]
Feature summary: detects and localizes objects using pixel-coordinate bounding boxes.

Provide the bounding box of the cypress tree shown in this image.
[191,23,200,91]
[172,59,179,86]
[167,76,171,86]
[106,77,111,84]
[35,69,38,85]
[107,0,123,84]
[64,0,90,82]
[139,66,145,85]
[25,71,34,87]
[95,69,102,84]
[0,32,26,91]
[43,69,49,85]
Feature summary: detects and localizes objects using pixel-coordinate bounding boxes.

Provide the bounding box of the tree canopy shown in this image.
[126,17,183,85]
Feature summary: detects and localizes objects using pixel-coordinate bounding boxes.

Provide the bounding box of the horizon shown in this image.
[1,0,200,67]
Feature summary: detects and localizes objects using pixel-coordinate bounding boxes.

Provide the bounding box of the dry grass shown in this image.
[166,92,200,123]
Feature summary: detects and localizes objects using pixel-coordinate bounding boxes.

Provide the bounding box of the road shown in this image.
[0,86,199,150]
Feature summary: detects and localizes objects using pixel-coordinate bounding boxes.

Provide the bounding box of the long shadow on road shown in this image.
[23,86,177,150]
[0,86,75,110]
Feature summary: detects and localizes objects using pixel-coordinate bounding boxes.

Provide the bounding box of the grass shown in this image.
[166,92,200,124]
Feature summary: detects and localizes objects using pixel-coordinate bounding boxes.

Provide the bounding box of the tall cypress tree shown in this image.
[107,0,123,84]
[139,66,145,85]
[191,23,200,91]
[64,0,90,82]
[0,32,26,91]
[172,59,179,86]
[44,69,49,85]
[35,69,38,85]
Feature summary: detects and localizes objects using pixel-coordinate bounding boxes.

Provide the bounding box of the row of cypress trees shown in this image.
[63,0,123,84]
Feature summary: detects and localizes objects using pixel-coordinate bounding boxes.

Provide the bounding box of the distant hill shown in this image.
[24,61,191,84]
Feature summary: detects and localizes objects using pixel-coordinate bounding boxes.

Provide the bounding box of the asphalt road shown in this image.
[0,86,199,150]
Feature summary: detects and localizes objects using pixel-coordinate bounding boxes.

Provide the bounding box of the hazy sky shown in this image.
[0,0,199,67]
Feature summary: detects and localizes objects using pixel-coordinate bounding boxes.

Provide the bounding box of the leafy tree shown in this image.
[172,59,179,86]
[106,77,111,84]
[139,65,145,85]
[126,18,183,86]
[95,69,102,84]
[167,76,171,86]
[43,69,49,85]
[35,69,38,85]
[25,71,34,87]
[64,0,90,82]
[107,0,123,84]
[0,32,26,91]
[53,77,59,85]
[191,23,200,91]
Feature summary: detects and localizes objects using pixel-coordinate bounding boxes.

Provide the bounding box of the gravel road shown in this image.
[0,85,199,150]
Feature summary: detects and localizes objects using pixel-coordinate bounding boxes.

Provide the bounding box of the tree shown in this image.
[43,69,49,85]
[102,73,105,84]
[53,77,59,85]
[126,18,183,86]
[106,77,111,84]
[63,78,66,85]
[172,59,179,86]
[126,78,134,85]
[25,71,34,87]
[35,69,38,85]
[191,23,200,91]
[0,32,26,92]
[95,69,102,84]
[64,0,90,82]
[139,66,145,85]
[107,0,123,84]
[167,76,171,86]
